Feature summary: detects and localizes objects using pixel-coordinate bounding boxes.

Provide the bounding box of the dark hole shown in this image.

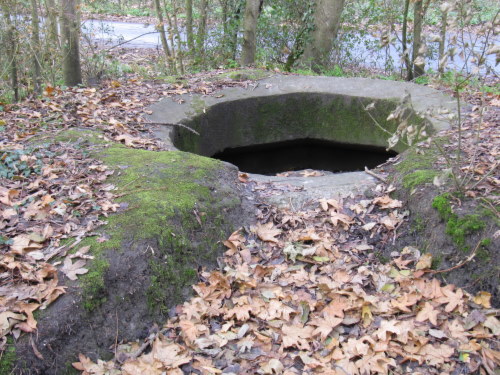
[211,138,396,175]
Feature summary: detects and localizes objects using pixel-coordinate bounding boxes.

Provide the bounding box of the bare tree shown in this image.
[61,0,82,86]
[438,2,450,75]
[45,0,60,47]
[185,0,194,51]
[30,0,42,95]
[196,0,209,59]
[1,1,19,101]
[412,0,425,78]
[241,0,260,66]
[153,0,176,73]
[402,0,412,80]
[300,0,345,72]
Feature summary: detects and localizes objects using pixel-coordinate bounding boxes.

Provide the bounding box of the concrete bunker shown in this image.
[147,76,454,175]
[173,93,407,175]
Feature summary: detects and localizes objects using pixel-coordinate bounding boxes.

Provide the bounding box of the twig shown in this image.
[142,122,200,135]
[116,338,152,364]
[431,138,463,191]
[103,31,161,51]
[364,167,388,184]
[479,198,499,219]
[428,240,481,274]
[470,161,499,190]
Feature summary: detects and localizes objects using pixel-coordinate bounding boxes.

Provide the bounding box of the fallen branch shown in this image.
[103,31,161,51]
[142,122,200,135]
[429,240,481,274]
[364,167,388,184]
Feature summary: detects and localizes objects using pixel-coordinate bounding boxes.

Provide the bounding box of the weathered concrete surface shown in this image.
[146,74,455,155]
[248,171,378,209]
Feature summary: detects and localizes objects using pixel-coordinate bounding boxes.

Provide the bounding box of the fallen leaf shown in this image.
[415,253,432,270]
[256,222,281,244]
[473,291,491,308]
[416,302,439,325]
[61,257,88,281]
[373,195,403,209]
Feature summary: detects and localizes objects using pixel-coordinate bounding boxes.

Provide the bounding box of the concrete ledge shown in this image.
[146,75,455,155]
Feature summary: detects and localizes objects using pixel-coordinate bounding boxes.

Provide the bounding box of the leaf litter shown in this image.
[0,69,283,352]
[74,184,499,375]
[0,67,498,372]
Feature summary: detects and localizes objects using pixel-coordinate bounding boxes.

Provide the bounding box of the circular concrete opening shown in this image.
[212,138,396,175]
[172,92,412,174]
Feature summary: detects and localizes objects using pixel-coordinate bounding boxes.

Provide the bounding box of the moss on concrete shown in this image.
[394,143,442,190]
[176,94,408,157]
[51,131,236,313]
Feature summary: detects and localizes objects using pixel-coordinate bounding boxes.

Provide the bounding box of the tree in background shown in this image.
[241,0,261,65]
[1,0,19,101]
[153,0,176,73]
[45,0,60,47]
[30,0,42,95]
[185,0,194,51]
[196,0,209,63]
[61,0,83,86]
[300,0,346,72]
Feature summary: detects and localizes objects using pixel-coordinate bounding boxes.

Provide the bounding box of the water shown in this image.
[82,19,499,75]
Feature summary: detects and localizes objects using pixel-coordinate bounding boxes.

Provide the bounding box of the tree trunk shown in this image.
[171,0,185,74]
[185,0,194,51]
[438,7,448,74]
[61,0,82,86]
[240,0,260,66]
[163,0,177,62]
[300,0,345,72]
[153,0,176,73]
[227,0,243,61]
[1,2,19,101]
[221,0,229,37]
[31,0,42,95]
[45,0,60,47]
[196,0,208,57]
[402,0,412,80]
[412,0,425,78]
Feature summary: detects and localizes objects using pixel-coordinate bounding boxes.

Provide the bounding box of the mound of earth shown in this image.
[10,129,254,374]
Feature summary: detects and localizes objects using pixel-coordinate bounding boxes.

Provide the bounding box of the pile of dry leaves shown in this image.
[74,186,499,374]
[0,139,118,349]
[0,70,274,352]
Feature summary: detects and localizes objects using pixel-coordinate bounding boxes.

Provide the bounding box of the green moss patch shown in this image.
[432,193,486,251]
[53,130,239,313]
[81,257,110,311]
[0,337,16,375]
[403,170,438,189]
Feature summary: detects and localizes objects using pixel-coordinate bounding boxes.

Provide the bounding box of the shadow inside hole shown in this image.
[211,138,396,176]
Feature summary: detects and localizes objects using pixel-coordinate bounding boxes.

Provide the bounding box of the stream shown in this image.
[82,19,499,75]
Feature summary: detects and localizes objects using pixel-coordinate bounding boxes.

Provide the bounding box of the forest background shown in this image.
[0,0,498,102]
